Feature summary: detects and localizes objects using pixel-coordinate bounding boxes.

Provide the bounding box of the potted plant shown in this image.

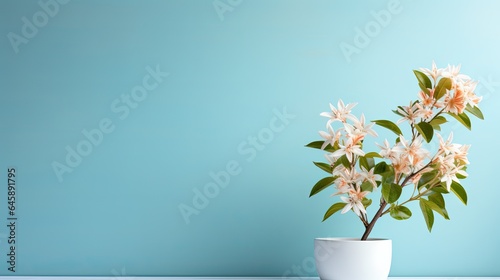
[307,62,484,280]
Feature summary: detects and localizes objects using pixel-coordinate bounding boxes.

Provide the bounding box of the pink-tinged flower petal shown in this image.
[321,99,358,124]
[420,61,445,82]
[340,197,353,214]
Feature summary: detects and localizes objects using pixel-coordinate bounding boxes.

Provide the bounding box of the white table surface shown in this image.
[0,277,499,280]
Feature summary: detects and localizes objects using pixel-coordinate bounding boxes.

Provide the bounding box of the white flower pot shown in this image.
[314,238,392,280]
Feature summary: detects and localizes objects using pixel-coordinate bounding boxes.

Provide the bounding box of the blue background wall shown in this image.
[1,0,499,277]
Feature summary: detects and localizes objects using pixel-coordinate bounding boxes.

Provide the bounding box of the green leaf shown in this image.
[336,155,351,169]
[432,185,450,194]
[447,112,471,130]
[374,161,388,174]
[415,121,434,143]
[381,166,396,184]
[362,197,373,209]
[434,77,453,100]
[309,177,335,197]
[429,116,447,131]
[382,183,402,204]
[419,84,430,95]
[331,155,347,170]
[392,109,405,118]
[450,181,468,205]
[323,202,347,221]
[390,205,412,220]
[428,192,450,220]
[465,104,484,120]
[419,199,435,232]
[413,70,432,94]
[360,181,374,192]
[358,156,375,171]
[313,162,333,174]
[305,141,336,152]
[428,192,445,207]
[372,120,403,136]
[418,170,439,189]
[305,141,323,149]
[365,152,382,158]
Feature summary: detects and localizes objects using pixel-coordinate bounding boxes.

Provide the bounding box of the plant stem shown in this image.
[359,213,369,228]
[360,161,435,240]
[361,199,387,240]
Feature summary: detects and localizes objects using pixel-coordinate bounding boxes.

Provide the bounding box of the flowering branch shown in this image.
[307,62,484,240]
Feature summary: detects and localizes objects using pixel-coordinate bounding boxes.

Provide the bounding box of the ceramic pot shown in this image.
[314,238,392,280]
